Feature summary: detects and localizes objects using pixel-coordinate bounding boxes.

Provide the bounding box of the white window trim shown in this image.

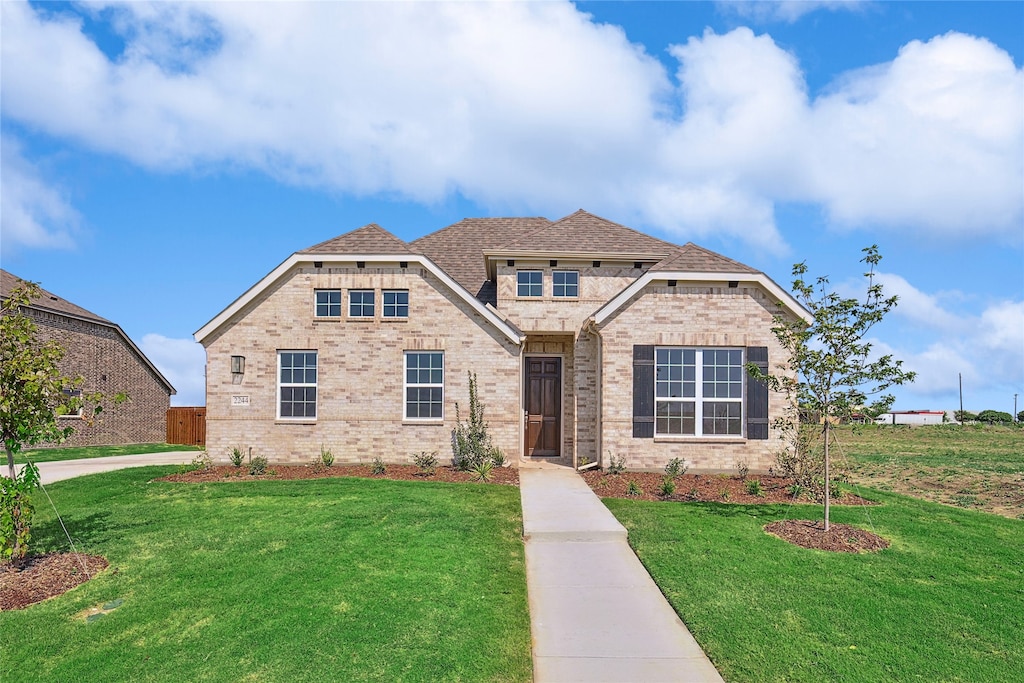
[552,270,580,298]
[654,347,744,438]
[58,389,84,419]
[382,289,409,319]
[516,270,543,298]
[277,350,318,421]
[403,351,444,422]
[314,288,343,318]
[348,289,375,318]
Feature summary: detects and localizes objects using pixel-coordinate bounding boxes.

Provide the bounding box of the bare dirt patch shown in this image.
[1,553,108,611]
[157,463,520,486]
[580,471,876,507]
[764,519,890,552]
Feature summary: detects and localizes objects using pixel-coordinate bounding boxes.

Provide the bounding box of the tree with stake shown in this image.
[0,280,125,562]
[750,246,915,531]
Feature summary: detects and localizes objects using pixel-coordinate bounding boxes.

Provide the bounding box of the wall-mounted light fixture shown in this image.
[231,356,246,375]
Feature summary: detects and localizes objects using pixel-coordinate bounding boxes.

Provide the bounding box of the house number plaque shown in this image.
[231,395,250,406]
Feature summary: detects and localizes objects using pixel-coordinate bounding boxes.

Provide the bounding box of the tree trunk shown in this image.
[6,446,14,480]
[823,420,831,532]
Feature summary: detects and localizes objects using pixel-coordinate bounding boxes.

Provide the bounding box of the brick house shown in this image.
[196,210,808,471]
[1,269,175,447]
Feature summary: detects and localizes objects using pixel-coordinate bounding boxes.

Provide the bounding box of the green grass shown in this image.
[1,467,532,682]
[831,424,1024,517]
[15,443,204,464]
[605,491,1024,683]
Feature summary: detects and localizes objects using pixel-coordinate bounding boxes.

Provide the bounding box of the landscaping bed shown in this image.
[1,553,108,611]
[158,462,520,485]
[580,470,875,506]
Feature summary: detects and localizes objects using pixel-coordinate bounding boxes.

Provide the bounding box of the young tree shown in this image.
[750,246,915,531]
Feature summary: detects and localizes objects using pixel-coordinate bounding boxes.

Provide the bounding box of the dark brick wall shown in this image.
[27,309,172,447]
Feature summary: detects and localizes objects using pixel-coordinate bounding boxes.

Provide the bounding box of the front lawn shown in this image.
[16,443,204,464]
[0,468,532,682]
[605,490,1024,683]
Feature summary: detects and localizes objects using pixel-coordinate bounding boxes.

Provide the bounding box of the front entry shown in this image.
[525,357,561,457]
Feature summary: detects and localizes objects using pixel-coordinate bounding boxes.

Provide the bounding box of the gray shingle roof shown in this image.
[493,209,677,256]
[300,224,413,255]
[1,269,112,324]
[650,243,759,274]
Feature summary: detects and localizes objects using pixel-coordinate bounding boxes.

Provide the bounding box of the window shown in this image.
[315,289,341,317]
[553,271,579,297]
[58,389,83,419]
[279,351,317,419]
[655,348,743,436]
[517,271,542,297]
[349,290,375,317]
[405,351,443,420]
[383,290,409,318]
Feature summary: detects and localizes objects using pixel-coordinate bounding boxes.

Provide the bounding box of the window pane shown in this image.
[517,271,542,297]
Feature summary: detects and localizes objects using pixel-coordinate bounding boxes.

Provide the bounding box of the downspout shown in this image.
[583,317,604,470]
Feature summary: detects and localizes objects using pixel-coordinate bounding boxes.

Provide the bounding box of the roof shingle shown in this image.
[492,209,677,256]
[1,269,112,324]
[650,243,759,274]
[300,224,413,255]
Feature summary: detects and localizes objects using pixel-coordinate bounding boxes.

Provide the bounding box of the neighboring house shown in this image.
[196,210,809,471]
[1,269,175,447]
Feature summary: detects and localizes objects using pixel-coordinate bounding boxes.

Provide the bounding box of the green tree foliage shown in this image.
[1018,410,1024,424]
[451,372,503,470]
[749,246,915,530]
[955,410,978,423]
[976,410,1013,424]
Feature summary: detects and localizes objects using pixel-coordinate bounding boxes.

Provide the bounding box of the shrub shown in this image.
[489,447,506,468]
[789,484,806,499]
[472,460,494,482]
[686,487,700,501]
[977,410,1013,424]
[229,447,245,468]
[183,451,212,473]
[664,458,687,478]
[735,461,750,480]
[1,463,40,564]
[319,444,335,468]
[625,480,642,497]
[745,479,764,497]
[413,450,438,476]
[452,372,496,471]
[607,454,626,475]
[249,456,268,476]
[659,476,676,497]
[719,488,730,500]
[371,457,386,475]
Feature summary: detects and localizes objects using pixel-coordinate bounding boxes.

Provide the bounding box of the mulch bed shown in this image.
[157,463,521,486]
[764,520,890,552]
[579,470,876,506]
[1,553,109,611]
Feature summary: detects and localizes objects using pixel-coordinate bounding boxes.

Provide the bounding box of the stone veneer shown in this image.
[204,264,521,464]
[597,282,794,473]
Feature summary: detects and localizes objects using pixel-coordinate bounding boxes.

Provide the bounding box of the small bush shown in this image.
[181,451,212,473]
[789,484,805,499]
[607,454,626,475]
[371,457,386,475]
[745,479,764,497]
[1,463,40,564]
[735,461,750,480]
[319,444,335,468]
[664,458,687,478]
[719,488,730,500]
[686,487,700,501]
[489,447,506,468]
[659,476,676,497]
[472,460,493,482]
[413,450,438,476]
[249,456,268,476]
[625,480,642,497]
[229,447,245,468]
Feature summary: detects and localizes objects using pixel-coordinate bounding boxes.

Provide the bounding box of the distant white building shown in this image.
[874,410,947,426]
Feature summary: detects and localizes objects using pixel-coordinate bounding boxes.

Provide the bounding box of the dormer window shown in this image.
[553,271,579,298]
[517,271,543,297]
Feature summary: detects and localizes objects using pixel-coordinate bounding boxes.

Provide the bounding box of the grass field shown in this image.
[0,467,532,682]
[606,490,1024,683]
[16,443,204,464]
[830,424,1024,518]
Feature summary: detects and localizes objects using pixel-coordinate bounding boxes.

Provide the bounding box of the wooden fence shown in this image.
[166,407,206,446]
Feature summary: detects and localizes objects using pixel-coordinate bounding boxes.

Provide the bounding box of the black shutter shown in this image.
[633,345,655,438]
[746,346,769,440]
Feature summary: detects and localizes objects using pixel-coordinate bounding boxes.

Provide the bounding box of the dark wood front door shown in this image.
[525,357,561,457]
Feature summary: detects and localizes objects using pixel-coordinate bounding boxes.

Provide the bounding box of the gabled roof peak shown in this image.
[300,223,413,255]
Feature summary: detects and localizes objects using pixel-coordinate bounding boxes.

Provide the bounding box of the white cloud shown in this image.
[140,334,206,407]
[721,1,868,24]
[0,136,80,252]
[1,1,1021,249]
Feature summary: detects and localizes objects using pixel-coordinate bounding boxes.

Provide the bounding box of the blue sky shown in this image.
[2,1,1022,414]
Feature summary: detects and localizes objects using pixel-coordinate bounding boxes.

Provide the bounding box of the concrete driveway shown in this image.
[20,452,198,485]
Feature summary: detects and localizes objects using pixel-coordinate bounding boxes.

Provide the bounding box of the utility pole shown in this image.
[1015,393,1018,423]
[959,373,964,424]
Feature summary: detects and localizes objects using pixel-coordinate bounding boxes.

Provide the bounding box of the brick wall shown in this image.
[203,264,522,464]
[27,310,171,447]
[598,282,795,473]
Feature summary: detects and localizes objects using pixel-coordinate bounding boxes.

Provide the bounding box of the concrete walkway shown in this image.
[22,452,197,485]
[520,466,725,683]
